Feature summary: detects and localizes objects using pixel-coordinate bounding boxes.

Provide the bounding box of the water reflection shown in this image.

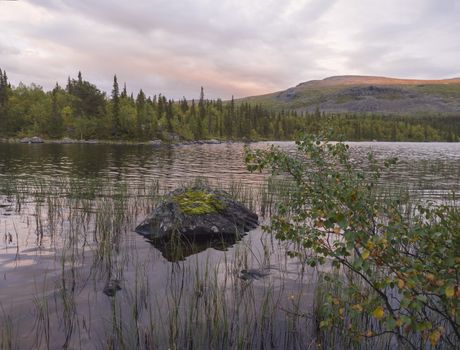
[145,232,244,262]
[1,142,458,196]
[0,143,267,190]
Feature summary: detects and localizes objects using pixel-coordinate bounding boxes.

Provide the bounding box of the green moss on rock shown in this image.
[174,190,223,215]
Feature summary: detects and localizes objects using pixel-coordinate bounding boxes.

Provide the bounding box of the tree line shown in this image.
[0,69,459,142]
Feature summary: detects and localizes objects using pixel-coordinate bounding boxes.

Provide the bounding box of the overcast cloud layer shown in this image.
[0,0,459,99]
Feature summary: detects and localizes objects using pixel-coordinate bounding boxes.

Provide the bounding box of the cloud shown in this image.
[0,0,459,99]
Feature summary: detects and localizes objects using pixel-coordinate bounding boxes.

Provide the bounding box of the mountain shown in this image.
[241,75,460,114]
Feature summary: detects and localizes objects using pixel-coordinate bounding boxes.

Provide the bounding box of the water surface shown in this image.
[0,141,458,349]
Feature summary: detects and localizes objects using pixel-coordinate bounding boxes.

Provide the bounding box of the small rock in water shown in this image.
[58,137,78,144]
[103,279,121,297]
[149,139,163,146]
[135,185,259,261]
[135,185,259,240]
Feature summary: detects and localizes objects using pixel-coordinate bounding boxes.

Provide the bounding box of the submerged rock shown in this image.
[135,185,259,243]
[238,268,271,281]
[103,279,121,297]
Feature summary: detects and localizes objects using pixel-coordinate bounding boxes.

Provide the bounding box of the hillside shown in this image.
[241,75,460,114]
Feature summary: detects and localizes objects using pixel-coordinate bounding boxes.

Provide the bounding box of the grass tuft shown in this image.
[174,190,223,215]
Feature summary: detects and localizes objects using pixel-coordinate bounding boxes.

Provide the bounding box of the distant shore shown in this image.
[1,136,458,145]
[0,136,242,146]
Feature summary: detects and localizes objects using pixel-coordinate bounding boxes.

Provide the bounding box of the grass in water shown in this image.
[0,172,458,349]
[174,190,223,215]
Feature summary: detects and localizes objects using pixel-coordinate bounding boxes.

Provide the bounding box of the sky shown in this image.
[0,0,459,99]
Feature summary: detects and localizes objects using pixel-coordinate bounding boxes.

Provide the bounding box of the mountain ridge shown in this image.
[240,75,460,115]
[295,75,460,88]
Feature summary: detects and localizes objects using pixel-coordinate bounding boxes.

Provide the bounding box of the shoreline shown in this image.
[0,137,458,145]
[0,137,241,146]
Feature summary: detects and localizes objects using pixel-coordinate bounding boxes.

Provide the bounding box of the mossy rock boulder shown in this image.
[135,185,259,240]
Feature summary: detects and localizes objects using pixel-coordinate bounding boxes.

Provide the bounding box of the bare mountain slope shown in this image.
[241,75,460,114]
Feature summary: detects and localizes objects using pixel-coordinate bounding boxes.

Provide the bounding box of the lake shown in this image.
[0,141,459,349]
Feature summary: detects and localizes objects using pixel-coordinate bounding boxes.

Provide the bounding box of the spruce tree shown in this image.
[198,87,206,138]
[0,68,9,134]
[190,99,202,139]
[166,100,174,132]
[121,82,127,98]
[49,83,64,138]
[136,89,146,137]
[112,75,121,137]
[198,86,205,121]
[180,97,188,113]
[66,76,72,94]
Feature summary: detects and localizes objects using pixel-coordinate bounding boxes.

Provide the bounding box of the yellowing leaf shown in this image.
[351,304,363,312]
[445,285,455,298]
[397,279,405,289]
[362,249,370,260]
[429,329,442,347]
[314,219,324,228]
[372,306,385,320]
[339,307,345,316]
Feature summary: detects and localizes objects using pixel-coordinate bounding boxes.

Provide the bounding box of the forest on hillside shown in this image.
[0,69,459,142]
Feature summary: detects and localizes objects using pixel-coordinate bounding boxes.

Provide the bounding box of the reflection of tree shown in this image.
[0,144,66,176]
[158,145,174,181]
[63,144,109,178]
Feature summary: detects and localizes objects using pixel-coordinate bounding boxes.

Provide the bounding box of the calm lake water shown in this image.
[0,142,459,349]
[1,141,459,195]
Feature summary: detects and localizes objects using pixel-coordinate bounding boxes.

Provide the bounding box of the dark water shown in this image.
[0,142,265,189]
[0,142,459,349]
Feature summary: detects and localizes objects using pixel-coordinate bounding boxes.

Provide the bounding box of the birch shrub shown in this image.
[245,133,460,349]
